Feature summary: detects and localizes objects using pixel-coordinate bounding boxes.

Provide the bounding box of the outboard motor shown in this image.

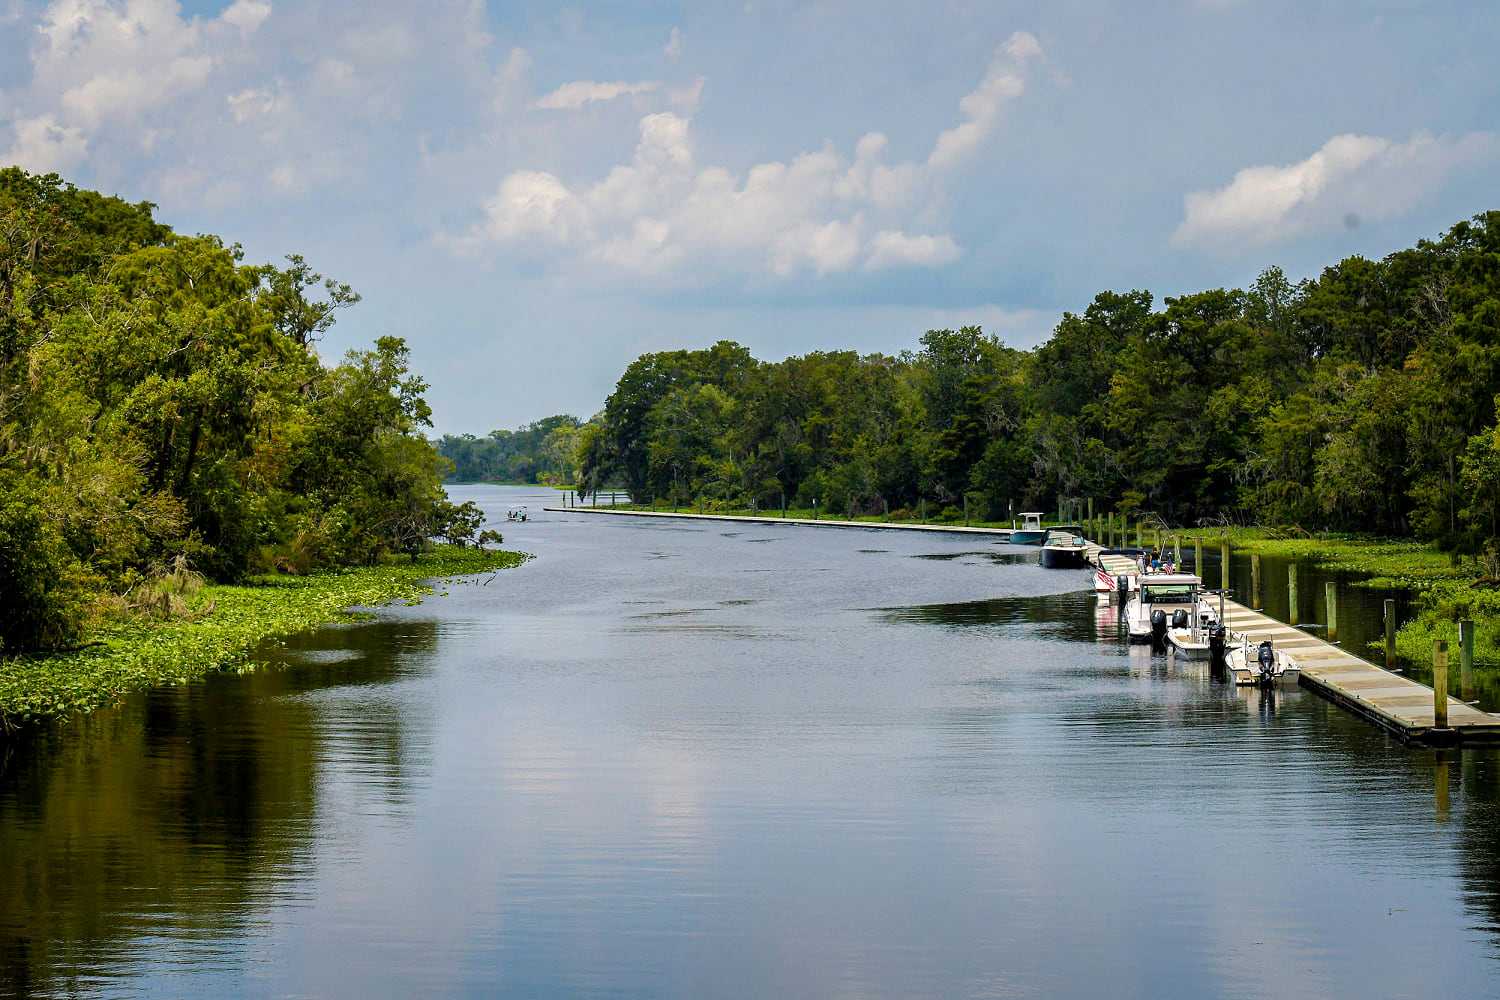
[1171,609,1189,630]
[1257,640,1276,685]
[1208,624,1228,670]
[1150,608,1167,647]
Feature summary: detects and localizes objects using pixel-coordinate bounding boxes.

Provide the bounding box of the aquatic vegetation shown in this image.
[0,546,525,725]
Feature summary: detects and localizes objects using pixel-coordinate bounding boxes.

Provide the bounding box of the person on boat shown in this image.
[1150,548,1161,571]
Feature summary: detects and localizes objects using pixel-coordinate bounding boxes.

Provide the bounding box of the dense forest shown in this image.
[579,211,1500,550]
[434,415,583,484]
[0,169,474,654]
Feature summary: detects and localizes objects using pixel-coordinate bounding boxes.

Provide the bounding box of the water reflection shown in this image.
[0,621,438,998]
[2,487,1499,998]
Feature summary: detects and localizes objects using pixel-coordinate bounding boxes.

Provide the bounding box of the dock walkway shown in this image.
[1082,541,1500,746]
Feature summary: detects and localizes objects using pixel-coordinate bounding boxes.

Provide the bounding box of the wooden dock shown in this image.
[1083,542,1500,746]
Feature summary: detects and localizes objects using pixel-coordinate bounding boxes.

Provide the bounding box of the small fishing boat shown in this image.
[506,505,529,522]
[1220,633,1301,687]
[1039,526,1088,568]
[1010,512,1047,545]
[1164,605,1218,660]
[1123,572,1215,645]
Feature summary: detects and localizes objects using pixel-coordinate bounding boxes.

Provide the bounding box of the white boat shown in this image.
[1010,512,1047,545]
[1123,572,1216,645]
[506,505,528,522]
[1223,634,1301,687]
[1093,548,1144,593]
[1165,621,1215,660]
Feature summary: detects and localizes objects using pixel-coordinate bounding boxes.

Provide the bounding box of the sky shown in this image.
[2,0,1498,434]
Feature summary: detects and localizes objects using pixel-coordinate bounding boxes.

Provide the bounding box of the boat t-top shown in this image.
[1123,571,1217,646]
[1010,512,1047,545]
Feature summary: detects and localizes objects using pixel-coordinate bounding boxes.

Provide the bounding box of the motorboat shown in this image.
[506,505,529,522]
[1222,634,1301,688]
[1164,604,1218,659]
[1039,526,1089,568]
[1122,572,1216,645]
[1009,512,1047,545]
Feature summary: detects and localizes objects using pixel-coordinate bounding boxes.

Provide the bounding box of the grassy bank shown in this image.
[0,545,526,726]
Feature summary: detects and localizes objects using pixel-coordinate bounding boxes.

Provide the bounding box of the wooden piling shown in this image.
[1325,581,1338,642]
[1220,539,1231,592]
[1288,564,1299,625]
[781,493,786,518]
[1108,512,1115,548]
[1251,554,1261,609]
[1461,620,1475,701]
[1087,497,1094,525]
[1385,598,1396,666]
[1194,539,1202,576]
[1434,640,1450,728]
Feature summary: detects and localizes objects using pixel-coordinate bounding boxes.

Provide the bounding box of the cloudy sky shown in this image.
[3,1,1497,433]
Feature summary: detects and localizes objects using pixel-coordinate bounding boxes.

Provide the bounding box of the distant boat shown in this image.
[1039,526,1088,568]
[1010,512,1047,545]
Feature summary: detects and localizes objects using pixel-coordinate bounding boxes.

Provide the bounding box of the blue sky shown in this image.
[3,0,1497,433]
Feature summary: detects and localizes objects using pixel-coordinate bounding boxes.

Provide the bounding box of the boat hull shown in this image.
[1166,629,1212,659]
[1039,545,1087,568]
[1009,530,1046,545]
[1225,649,1301,687]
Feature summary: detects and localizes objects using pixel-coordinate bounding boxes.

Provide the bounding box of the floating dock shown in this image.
[1082,542,1500,746]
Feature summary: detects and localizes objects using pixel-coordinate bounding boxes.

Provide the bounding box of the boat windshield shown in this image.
[1142,585,1197,604]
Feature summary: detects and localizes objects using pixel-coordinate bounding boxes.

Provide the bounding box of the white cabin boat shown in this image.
[1010,512,1047,545]
[1123,572,1216,645]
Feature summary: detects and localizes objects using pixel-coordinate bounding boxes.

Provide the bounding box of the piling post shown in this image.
[1194,539,1202,576]
[1251,554,1261,609]
[1107,512,1115,547]
[1460,619,1475,701]
[1288,565,1299,625]
[1385,599,1396,665]
[1087,498,1094,529]
[1220,539,1231,592]
[1434,640,1450,728]
[964,495,970,527]
[1325,582,1338,642]
[781,493,786,518]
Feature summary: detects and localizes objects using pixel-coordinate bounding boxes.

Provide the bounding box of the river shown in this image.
[2,483,1499,998]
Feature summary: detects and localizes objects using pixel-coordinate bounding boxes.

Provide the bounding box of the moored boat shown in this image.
[1123,572,1216,645]
[1039,526,1089,568]
[1224,635,1301,687]
[1009,512,1047,545]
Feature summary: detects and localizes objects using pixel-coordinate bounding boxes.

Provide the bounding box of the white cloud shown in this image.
[665,26,682,59]
[1171,130,1498,251]
[536,79,660,111]
[220,0,271,34]
[928,31,1041,172]
[463,32,1049,279]
[3,114,87,174]
[865,230,961,270]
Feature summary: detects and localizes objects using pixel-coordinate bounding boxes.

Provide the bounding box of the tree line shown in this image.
[434,415,583,485]
[579,211,1500,545]
[0,169,472,654]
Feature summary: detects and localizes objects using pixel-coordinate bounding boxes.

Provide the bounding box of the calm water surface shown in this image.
[4,484,1500,998]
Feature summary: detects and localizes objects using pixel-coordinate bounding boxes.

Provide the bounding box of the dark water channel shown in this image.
[3,484,1500,998]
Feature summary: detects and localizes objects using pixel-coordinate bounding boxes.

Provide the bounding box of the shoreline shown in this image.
[0,546,526,728]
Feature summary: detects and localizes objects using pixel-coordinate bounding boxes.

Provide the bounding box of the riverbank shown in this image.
[0,545,526,727]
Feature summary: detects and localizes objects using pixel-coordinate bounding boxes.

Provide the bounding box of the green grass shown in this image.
[0,545,527,725]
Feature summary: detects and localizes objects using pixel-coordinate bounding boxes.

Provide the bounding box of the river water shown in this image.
[3,483,1500,998]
